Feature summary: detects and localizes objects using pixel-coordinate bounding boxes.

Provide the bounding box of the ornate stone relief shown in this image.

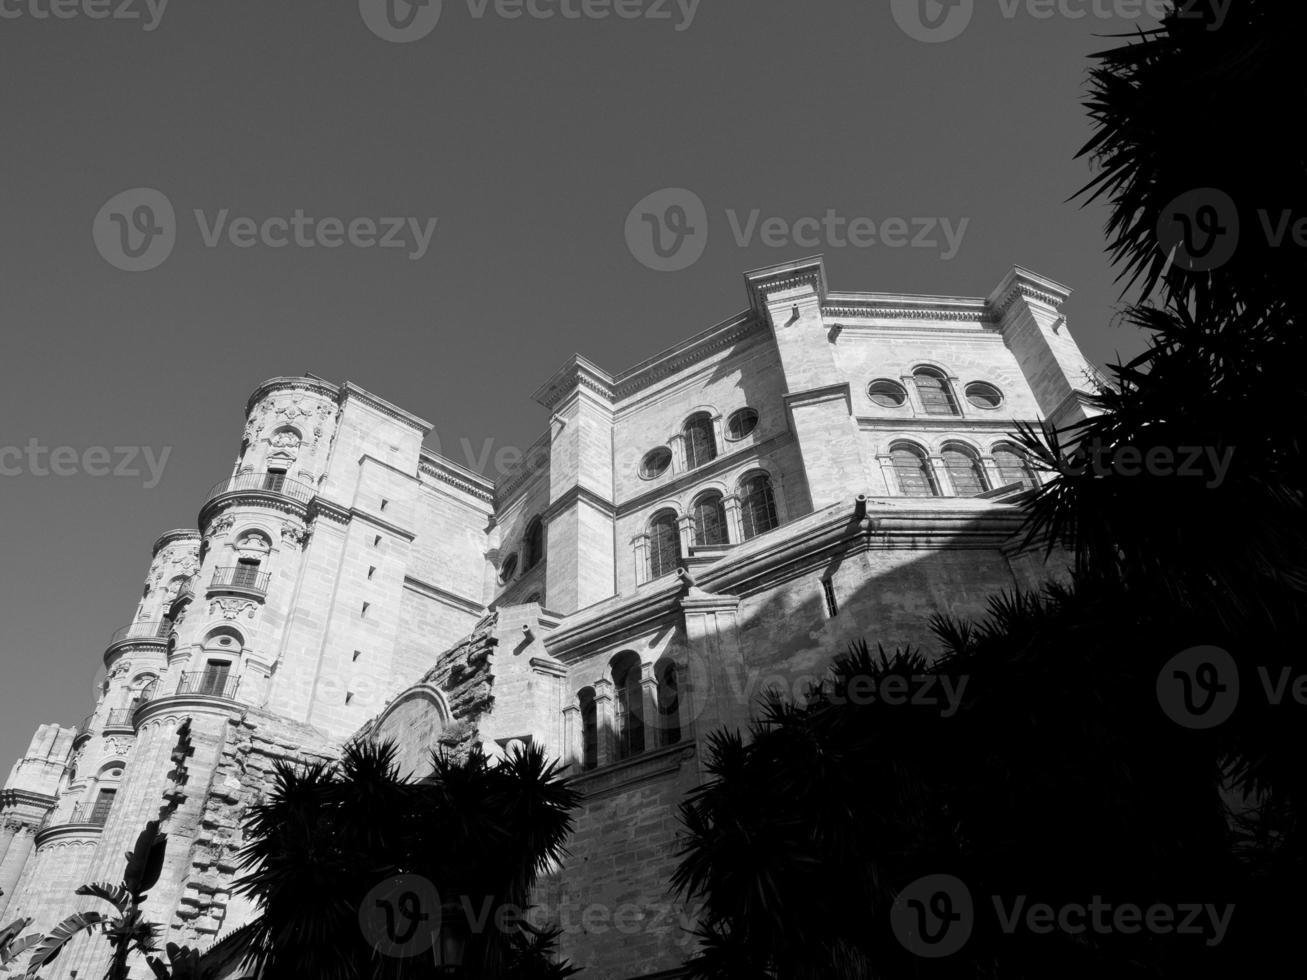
[209,599,258,621]
[208,515,235,538]
[280,520,308,546]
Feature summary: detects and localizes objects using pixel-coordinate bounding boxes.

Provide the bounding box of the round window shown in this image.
[867,379,908,408]
[640,447,672,479]
[964,382,1004,410]
[727,408,759,440]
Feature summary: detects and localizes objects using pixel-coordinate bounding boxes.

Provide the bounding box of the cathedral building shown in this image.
[0,256,1096,977]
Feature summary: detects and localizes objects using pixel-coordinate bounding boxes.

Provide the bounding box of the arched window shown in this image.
[993,444,1038,490]
[891,444,940,497]
[913,368,960,416]
[656,658,681,747]
[942,443,987,497]
[739,473,779,540]
[648,510,681,580]
[524,517,545,570]
[611,652,645,761]
[683,413,718,469]
[691,491,728,547]
[578,687,598,771]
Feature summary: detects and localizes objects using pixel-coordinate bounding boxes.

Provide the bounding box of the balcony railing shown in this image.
[136,671,241,708]
[204,471,315,506]
[109,620,171,645]
[177,671,241,699]
[105,708,134,728]
[40,801,112,832]
[209,566,271,596]
[72,714,94,743]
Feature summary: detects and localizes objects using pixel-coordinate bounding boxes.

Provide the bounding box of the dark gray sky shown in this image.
[0,0,1156,765]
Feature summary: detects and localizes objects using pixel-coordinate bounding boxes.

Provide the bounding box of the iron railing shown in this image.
[105,708,134,728]
[132,671,241,706]
[40,801,112,831]
[108,620,171,645]
[176,671,241,700]
[203,471,315,506]
[209,566,271,595]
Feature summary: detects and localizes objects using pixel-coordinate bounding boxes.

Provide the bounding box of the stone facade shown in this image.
[0,257,1097,978]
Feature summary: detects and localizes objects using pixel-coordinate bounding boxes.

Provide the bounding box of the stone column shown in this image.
[676,515,696,557]
[639,663,662,750]
[928,454,955,497]
[561,704,580,771]
[722,494,743,544]
[679,589,749,779]
[631,534,649,587]
[593,679,615,768]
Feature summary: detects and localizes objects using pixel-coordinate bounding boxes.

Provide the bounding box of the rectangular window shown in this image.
[822,578,838,618]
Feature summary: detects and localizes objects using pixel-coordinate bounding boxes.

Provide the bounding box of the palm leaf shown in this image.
[0,918,32,952]
[74,882,133,914]
[1,933,40,967]
[23,912,105,977]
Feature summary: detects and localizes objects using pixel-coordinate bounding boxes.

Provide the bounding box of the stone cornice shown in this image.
[34,823,104,849]
[546,498,1029,661]
[340,382,433,434]
[545,485,618,523]
[104,635,168,669]
[307,497,351,527]
[402,576,486,617]
[419,451,496,503]
[988,266,1073,318]
[133,694,246,729]
[245,376,340,417]
[346,507,418,543]
[744,255,829,314]
[609,313,760,401]
[0,788,56,812]
[784,382,853,415]
[855,416,1042,431]
[824,293,996,324]
[151,528,201,558]
[531,356,616,411]
[200,490,311,531]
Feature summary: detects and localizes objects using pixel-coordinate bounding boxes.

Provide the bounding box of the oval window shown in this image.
[727,408,759,440]
[867,379,908,408]
[964,382,1004,410]
[640,447,672,479]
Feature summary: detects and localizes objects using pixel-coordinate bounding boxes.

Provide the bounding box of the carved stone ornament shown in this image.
[280,521,308,546]
[210,599,258,621]
[208,515,235,538]
[276,397,315,423]
[269,429,302,451]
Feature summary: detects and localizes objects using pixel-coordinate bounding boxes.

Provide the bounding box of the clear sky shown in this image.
[0,0,1158,767]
